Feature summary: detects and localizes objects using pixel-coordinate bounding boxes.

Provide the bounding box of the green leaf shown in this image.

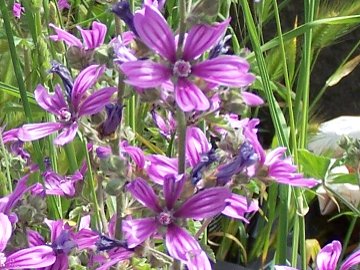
[331,173,358,185]
[297,149,331,179]
[326,54,360,86]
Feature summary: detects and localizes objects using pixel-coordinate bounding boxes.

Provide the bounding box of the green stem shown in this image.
[82,138,102,230]
[338,216,357,264]
[176,108,187,174]
[0,131,11,193]
[64,142,78,172]
[240,0,290,264]
[0,0,44,168]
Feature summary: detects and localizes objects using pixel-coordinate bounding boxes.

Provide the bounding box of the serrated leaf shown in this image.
[297,149,331,179]
[187,219,202,235]
[200,242,216,262]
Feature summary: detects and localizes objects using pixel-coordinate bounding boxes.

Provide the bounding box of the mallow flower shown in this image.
[49,21,107,50]
[120,4,255,112]
[275,240,360,270]
[123,177,231,269]
[12,2,24,19]
[18,65,116,145]
[0,213,56,269]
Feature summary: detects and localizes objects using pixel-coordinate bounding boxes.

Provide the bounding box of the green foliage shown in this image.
[297,149,331,179]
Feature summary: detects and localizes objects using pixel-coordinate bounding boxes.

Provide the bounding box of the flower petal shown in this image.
[174,187,231,219]
[78,87,116,117]
[45,219,65,243]
[186,126,211,167]
[175,79,210,112]
[2,128,19,144]
[96,248,133,270]
[317,240,341,270]
[340,248,360,270]
[18,122,64,142]
[35,84,68,115]
[120,60,171,88]
[78,21,107,49]
[183,19,230,61]
[0,213,12,252]
[222,194,258,223]
[192,55,255,87]
[147,155,178,184]
[27,229,46,247]
[126,178,162,212]
[164,175,185,210]
[71,65,105,108]
[186,249,212,270]
[121,141,146,169]
[134,5,176,61]
[53,122,78,146]
[5,245,56,269]
[122,218,158,248]
[49,23,82,47]
[165,224,203,262]
[242,91,264,106]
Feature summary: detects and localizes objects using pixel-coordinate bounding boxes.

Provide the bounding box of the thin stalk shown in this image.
[272,0,307,267]
[173,2,187,269]
[272,0,297,158]
[113,1,126,240]
[338,216,357,264]
[291,215,300,266]
[298,0,315,149]
[0,0,44,168]
[82,138,102,230]
[240,0,290,264]
[176,108,187,174]
[0,132,11,193]
[64,142,78,172]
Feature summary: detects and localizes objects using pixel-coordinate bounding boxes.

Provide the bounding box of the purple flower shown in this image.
[94,247,133,270]
[146,155,178,184]
[151,109,176,139]
[96,146,112,159]
[18,65,116,145]
[12,2,24,19]
[275,240,360,270]
[222,193,258,223]
[242,92,264,106]
[0,213,56,269]
[120,5,255,112]
[186,127,211,168]
[0,174,39,221]
[144,0,166,10]
[38,170,83,197]
[260,147,319,188]
[49,21,107,50]
[99,103,123,137]
[28,218,97,270]
[122,177,231,268]
[50,61,74,97]
[58,0,70,10]
[121,141,146,169]
[216,141,258,185]
[111,1,137,36]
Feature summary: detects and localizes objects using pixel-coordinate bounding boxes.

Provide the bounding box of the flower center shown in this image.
[158,211,173,225]
[173,60,191,78]
[58,108,72,123]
